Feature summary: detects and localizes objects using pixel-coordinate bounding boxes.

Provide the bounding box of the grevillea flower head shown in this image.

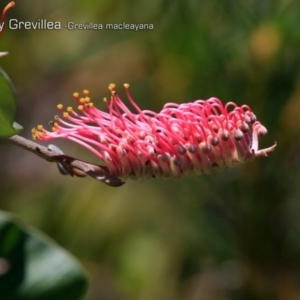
[32,84,276,180]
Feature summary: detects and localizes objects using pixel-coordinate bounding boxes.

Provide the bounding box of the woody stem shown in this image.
[7,135,125,187]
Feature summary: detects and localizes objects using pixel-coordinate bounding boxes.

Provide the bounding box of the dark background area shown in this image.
[1,0,300,299]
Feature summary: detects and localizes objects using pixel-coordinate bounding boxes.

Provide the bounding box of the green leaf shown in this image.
[0,67,23,138]
[0,211,88,300]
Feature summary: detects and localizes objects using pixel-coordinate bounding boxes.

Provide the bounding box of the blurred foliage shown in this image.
[0,67,22,137]
[1,0,300,299]
[0,211,88,300]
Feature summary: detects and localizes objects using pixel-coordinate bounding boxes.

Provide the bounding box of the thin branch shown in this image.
[7,135,125,187]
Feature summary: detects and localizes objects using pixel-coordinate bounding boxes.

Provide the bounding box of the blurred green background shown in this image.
[1,0,300,299]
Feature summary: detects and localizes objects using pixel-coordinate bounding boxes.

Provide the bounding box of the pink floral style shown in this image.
[0,2,15,36]
[32,84,276,179]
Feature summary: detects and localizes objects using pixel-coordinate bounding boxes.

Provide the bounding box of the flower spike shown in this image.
[33,84,276,180]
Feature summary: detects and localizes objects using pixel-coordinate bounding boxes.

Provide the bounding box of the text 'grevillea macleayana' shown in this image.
[32,84,276,180]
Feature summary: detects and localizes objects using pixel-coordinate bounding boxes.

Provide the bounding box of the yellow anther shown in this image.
[3,2,15,17]
[83,89,89,95]
[79,98,85,104]
[57,104,63,110]
[78,105,84,111]
[5,2,15,10]
[124,83,130,89]
[54,115,60,120]
[50,122,58,129]
[63,112,69,118]
[73,92,79,98]
[31,128,36,134]
[67,106,73,112]
[52,127,57,132]
[85,103,94,108]
[85,97,90,103]
[108,83,116,91]
[37,125,43,130]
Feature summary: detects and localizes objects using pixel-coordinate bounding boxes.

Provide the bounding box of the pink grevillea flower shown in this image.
[32,84,276,179]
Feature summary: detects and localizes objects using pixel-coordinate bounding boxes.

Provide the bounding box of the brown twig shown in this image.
[7,135,125,187]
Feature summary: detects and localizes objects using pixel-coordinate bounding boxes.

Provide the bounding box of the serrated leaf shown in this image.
[0,211,88,300]
[0,67,22,138]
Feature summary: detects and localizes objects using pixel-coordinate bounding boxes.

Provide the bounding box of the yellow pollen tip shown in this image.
[37,125,43,130]
[103,97,108,103]
[67,106,73,112]
[83,90,89,95]
[78,105,84,111]
[31,128,36,134]
[85,97,90,103]
[108,83,116,91]
[52,127,57,132]
[57,104,63,110]
[124,83,130,89]
[4,1,15,13]
[85,103,94,108]
[63,112,69,118]
[54,115,60,120]
[73,92,79,98]
[79,98,85,104]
